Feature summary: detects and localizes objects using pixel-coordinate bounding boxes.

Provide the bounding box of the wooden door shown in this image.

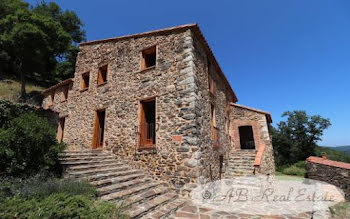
[139,99,155,147]
[92,110,105,149]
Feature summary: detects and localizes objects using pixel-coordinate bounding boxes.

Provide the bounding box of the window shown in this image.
[208,74,216,94]
[239,126,255,149]
[81,72,90,91]
[97,65,108,85]
[57,117,66,143]
[141,46,156,70]
[62,86,69,101]
[49,91,55,106]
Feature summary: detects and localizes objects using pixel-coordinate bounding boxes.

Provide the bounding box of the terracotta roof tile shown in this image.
[306,156,350,170]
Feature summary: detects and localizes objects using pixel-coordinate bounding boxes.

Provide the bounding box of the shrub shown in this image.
[0,177,128,219]
[281,162,307,177]
[0,194,128,219]
[0,113,65,177]
[0,175,96,199]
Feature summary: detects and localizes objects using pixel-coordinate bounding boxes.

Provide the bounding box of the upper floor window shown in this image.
[80,72,90,91]
[141,45,156,70]
[208,74,216,94]
[97,65,108,85]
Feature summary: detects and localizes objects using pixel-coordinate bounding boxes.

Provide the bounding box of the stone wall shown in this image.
[191,33,232,183]
[228,105,275,175]
[42,25,275,194]
[42,28,236,195]
[306,156,350,200]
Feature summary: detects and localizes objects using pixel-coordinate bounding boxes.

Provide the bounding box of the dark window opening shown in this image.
[57,117,65,143]
[81,72,90,91]
[239,126,255,149]
[49,91,55,106]
[219,155,224,179]
[92,109,106,149]
[98,65,108,85]
[63,86,68,101]
[139,99,156,148]
[141,46,156,70]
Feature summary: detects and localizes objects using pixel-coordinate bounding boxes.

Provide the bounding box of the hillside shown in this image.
[316,146,350,163]
[0,79,45,104]
[325,145,350,155]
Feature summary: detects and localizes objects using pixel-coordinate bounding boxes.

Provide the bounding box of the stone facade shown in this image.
[227,104,275,176]
[42,24,274,194]
[306,156,350,200]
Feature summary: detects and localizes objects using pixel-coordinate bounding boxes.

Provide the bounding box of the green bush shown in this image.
[0,177,128,219]
[0,113,64,177]
[0,194,128,219]
[281,162,307,177]
[0,175,96,199]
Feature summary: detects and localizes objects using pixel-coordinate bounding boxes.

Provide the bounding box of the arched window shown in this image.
[239,126,255,149]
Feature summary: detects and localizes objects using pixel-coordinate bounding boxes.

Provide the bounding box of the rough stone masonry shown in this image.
[42,24,275,195]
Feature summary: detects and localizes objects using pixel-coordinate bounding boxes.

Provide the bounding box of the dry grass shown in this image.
[0,79,44,102]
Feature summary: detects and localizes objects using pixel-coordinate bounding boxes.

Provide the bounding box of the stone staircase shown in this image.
[60,150,187,219]
[225,150,257,178]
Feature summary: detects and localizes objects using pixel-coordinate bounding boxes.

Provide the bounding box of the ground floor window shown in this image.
[239,125,255,149]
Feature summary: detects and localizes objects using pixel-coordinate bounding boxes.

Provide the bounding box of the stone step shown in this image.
[66,162,124,171]
[88,169,143,182]
[60,152,110,157]
[97,178,151,196]
[60,155,115,161]
[228,166,255,171]
[231,157,256,160]
[91,172,146,188]
[60,158,117,166]
[68,166,129,177]
[127,193,178,218]
[141,198,187,219]
[122,186,170,207]
[101,181,164,202]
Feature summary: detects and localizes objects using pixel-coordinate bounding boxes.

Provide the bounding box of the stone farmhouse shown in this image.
[42,24,275,193]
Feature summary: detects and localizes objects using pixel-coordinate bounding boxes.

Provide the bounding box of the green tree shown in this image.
[0,0,85,98]
[0,113,64,176]
[272,110,331,166]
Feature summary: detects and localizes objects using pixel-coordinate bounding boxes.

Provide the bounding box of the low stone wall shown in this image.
[306,156,350,200]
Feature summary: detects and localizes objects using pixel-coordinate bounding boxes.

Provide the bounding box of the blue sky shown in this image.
[27,0,350,146]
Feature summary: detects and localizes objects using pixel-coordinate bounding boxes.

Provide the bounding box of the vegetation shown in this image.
[0,79,44,103]
[0,100,64,177]
[271,110,331,166]
[0,175,128,219]
[0,0,85,98]
[276,161,307,177]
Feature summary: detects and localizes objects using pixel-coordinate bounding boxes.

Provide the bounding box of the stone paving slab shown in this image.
[169,203,314,219]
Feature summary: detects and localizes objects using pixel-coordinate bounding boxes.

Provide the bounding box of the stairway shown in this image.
[60,150,187,219]
[225,150,257,178]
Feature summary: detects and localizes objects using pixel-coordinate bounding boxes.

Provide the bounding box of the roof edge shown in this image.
[80,23,197,46]
[42,78,74,94]
[230,103,272,123]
